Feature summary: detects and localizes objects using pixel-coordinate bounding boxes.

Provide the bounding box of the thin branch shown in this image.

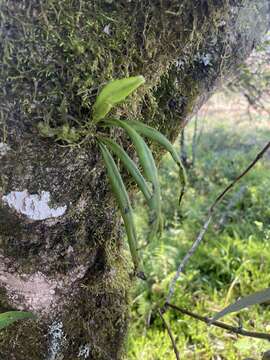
[166,303,270,342]
[166,141,270,303]
[158,309,180,360]
[166,215,212,303]
[209,141,270,212]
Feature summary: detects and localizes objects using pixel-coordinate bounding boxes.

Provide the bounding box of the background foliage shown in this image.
[125,92,270,359]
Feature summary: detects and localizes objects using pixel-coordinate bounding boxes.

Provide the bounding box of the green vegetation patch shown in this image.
[127,114,270,359]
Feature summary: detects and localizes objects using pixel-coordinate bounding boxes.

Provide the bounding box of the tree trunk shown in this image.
[0,1,269,359]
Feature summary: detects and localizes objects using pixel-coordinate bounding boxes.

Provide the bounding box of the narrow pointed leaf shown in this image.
[211,287,270,323]
[139,138,163,241]
[128,119,187,204]
[93,76,145,122]
[99,142,140,270]
[99,137,152,203]
[0,311,35,330]
[105,119,162,241]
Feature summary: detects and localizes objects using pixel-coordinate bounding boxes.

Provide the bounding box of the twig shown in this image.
[158,309,180,360]
[166,303,270,342]
[166,215,212,303]
[209,141,270,213]
[166,140,270,303]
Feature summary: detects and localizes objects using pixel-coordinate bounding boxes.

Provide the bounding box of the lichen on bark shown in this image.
[0,0,269,359]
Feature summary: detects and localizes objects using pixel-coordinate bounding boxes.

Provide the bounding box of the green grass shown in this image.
[125,114,270,359]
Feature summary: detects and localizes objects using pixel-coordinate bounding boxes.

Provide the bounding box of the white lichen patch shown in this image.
[78,344,90,359]
[47,321,65,360]
[2,190,67,220]
[0,142,11,158]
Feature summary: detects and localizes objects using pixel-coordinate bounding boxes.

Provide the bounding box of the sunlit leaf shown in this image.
[93,76,145,122]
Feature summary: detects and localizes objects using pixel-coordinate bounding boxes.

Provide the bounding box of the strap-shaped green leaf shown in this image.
[99,142,140,271]
[99,137,152,203]
[93,76,145,123]
[211,287,270,323]
[0,311,35,330]
[140,138,163,241]
[105,119,162,241]
[128,120,187,204]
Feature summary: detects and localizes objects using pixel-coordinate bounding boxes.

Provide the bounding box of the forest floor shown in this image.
[125,92,270,360]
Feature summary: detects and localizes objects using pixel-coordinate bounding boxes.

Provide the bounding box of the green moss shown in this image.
[0,319,47,360]
[60,239,132,360]
[0,0,237,145]
[0,231,131,360]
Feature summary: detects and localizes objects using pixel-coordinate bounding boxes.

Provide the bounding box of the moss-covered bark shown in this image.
[0,1,269,359]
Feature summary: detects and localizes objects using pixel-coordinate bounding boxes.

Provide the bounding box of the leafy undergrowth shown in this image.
[125,112,270,360]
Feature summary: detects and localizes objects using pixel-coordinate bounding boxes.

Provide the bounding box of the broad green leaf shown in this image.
[99,142,140,271]
[0,311,35,330]
[104,119,162,241]
[211,287,270,323]
[93,76,145,122]
[99,137,152,203]
[128,119,187,204]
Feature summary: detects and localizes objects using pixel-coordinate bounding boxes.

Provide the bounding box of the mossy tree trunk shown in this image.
[0,1,269,359]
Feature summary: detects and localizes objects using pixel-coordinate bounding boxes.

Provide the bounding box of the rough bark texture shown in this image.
[0,1,269,359]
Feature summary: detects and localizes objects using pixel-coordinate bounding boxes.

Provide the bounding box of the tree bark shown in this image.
[0,1,269,359]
